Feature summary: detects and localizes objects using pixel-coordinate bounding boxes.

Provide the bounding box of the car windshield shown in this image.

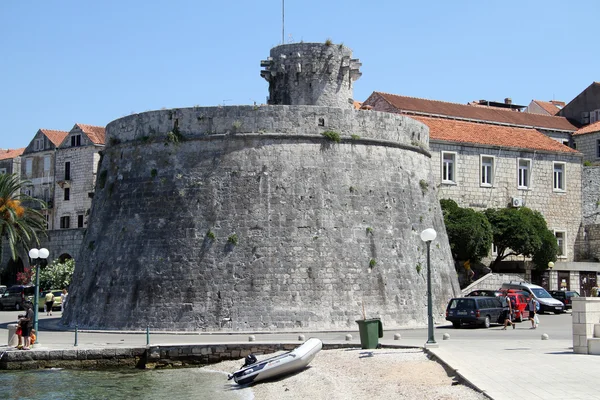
[531,288,553,299]
[568,292,580,297]
[449,299,475,310]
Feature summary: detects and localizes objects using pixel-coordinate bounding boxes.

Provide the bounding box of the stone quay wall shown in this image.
[62,105,459,332]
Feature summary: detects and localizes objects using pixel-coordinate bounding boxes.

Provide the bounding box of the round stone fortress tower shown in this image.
[63,43,460,331]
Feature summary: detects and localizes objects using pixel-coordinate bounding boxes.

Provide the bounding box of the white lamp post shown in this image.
[29,247,49,343]
[420,228,437,346]
[548,261,554,269]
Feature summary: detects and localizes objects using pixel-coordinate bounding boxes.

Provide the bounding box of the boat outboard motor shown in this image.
[243,354,257,367]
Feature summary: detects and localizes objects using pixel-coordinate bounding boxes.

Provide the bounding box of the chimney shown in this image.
[504,98,512,105]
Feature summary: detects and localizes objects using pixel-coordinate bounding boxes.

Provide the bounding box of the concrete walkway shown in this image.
[1,313,599,400]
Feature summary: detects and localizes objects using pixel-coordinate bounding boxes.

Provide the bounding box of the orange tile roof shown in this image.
[75,123,106,144]
[574,120,600,136]
[413,116,579,154]
[368,92,578,132]
[0,148,25,161]
[353,101,363,110]
[532,100,561,116]
[39,129,69,147]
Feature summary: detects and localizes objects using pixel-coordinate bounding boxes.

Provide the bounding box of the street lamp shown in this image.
[420,228,437,347]
[548,261,554,269]
[29,247,49,344]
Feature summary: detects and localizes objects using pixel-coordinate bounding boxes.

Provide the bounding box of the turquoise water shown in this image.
[0,368,250,400]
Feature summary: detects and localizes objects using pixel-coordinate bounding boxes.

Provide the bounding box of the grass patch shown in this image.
[321,130,341,143]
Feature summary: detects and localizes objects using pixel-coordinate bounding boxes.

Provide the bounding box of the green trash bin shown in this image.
[355,318,383,349]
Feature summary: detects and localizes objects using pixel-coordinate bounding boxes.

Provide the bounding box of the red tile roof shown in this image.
[367,92,578,132]
[531,100,561,116]
[353,101,362,110]
[574,121,600,136]
[0,148,25,161]
[39,129,69,147]
[75,123,106,145]
[413,116,579,154]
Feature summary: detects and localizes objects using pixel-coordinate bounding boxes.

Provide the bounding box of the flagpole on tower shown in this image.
[282,0,285,44]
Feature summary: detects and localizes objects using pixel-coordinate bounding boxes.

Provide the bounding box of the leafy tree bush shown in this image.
[484,207,557,270]
[33,258,75,290]
[440,199,493,264]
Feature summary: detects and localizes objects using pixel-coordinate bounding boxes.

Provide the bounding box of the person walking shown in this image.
[61,288,68,312]
[45,290,55,316]
[501,292,515,330]
[528,295,539,329]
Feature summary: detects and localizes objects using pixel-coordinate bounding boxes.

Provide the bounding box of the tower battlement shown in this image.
[261,42,362,109]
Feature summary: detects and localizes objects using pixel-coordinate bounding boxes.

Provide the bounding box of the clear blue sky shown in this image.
[1,1,596,149]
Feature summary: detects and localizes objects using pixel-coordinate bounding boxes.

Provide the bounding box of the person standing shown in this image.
[501,292,515,330]
[61,288,68,312]
[528,295,538,329]
[20,302,34,350]
[45,290,55,316]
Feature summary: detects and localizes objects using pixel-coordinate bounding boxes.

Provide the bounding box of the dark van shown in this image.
[446,296,504,328]
[0,285,36,310]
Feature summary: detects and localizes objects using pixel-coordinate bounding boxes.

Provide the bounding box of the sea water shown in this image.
[0,368,251,400]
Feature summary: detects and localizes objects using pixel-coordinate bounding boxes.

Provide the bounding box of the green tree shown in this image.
[484,206,557,270]
[0,173,47,263]
[34,258,75,290]
[440,199,493,264]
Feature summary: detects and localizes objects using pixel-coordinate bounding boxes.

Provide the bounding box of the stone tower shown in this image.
[261,43,362,109]
[62,42,460,332]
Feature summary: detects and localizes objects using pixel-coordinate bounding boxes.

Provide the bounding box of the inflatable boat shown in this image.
[227,338,323,385]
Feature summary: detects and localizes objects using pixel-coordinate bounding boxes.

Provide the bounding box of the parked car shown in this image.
[0,285,36,310]
[32,290,63,311]
[548,290,580,310]
[501,281,565,314]
[466,290,503,297]
[506,292,530,322]
[446,296,504,328]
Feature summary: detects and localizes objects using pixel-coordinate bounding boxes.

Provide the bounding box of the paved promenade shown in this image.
[1,311,599,400]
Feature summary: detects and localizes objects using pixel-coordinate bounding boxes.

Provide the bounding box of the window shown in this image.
[553,162,566,191]
[442,152,456,183]
[43,155,51,173]
[597,139,600,158]
[590,109,600,124]
[0,168,6,174]
[64,188,70,201]
[65,162,71,180]
[554,231,566,258]
[60,216,70,229]
[77,214,84,228]
[25,158,33,177]
[34,138,44,151]
[517,158,531,189]
[480,155,494,187]
[491,243,498,256]
[71,135,81,147]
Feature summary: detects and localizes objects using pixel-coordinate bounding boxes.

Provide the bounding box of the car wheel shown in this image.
[554,311,562,314]
[452,321,460,329]
[483,316,491,328]
[0,303,3,311]
[15,303,21,311]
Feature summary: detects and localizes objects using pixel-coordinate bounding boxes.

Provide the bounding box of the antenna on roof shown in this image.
[282,0,285,45]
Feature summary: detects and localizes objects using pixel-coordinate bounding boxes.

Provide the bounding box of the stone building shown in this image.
[20,129,68,229]
[0,148,24,176]
[362,91,600,295]
[526,100,565,116]
[62,43,460,331]
[53,123,105,231]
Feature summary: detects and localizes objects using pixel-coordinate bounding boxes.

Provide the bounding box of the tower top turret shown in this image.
[261,42,362,109]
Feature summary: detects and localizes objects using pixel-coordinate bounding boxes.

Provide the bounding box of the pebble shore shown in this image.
[209,348,488,399]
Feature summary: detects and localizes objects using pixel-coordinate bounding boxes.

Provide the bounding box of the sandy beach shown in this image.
[208,347,487,400]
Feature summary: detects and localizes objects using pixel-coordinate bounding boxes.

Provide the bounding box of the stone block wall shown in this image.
[431,142,583,263]
[572,297,600,354]
[62,106,460,332]
[460,273,525,295]
[574,133,600,164]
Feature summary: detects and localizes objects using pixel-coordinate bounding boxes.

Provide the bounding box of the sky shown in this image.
[1,0,597,150]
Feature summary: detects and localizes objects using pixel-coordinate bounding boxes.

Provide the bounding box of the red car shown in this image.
[506,292,531,322]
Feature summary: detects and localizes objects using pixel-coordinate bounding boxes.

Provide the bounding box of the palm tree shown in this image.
[0,173,47,265]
